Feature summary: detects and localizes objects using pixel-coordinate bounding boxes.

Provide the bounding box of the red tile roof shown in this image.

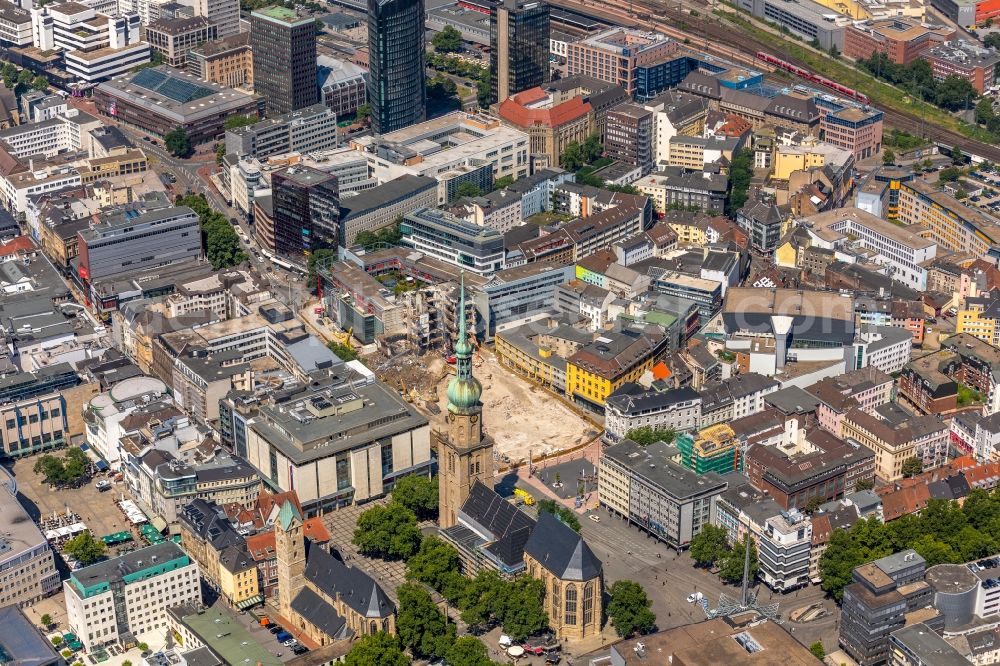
[0,236,35,258]
[881,484,931,521]
[498,90,592,128]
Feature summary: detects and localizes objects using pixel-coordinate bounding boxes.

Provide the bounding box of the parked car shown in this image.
[687,592,704,603]
[522,645,545,656]
[281,640,297,647]
[95,480,111,491]
[588,514,601,523]
[291,646,308,655]
[275,631,293,642]
[268,625,284,635]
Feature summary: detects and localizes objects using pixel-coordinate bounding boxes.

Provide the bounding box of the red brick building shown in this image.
[926,41,1000,94]
[844,18,954,65]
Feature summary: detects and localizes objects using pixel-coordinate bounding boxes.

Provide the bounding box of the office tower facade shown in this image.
[250,6,318,116]
[271,166,340,259]
[367,0,425,134]
[490,0,550,103]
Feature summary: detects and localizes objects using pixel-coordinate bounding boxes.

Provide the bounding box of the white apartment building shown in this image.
[604,386,702,442]
[0,1,33,47]
[802,207,937,290]
[850,326,914,375]
[32,5,149,82]
[83,375,169,467]
[0,468,60,607]
[758,509,812,592]
[0,165,84,213]
[353,111,530,204]
[0,108,102,157]
[64,542,201,650]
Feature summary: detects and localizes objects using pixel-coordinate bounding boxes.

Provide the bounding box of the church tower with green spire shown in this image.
[438,274,494,529]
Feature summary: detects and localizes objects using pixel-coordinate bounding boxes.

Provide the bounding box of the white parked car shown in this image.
[687,592,704,603]
[588,514,601,523]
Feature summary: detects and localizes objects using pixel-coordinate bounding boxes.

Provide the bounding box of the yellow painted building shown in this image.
[218,548,260,607]
[956,302,1000,345]
[668,219,707,245]
[774,239,798,268]
[566,329,668,409]
[773,145,830,180]
[897,180,1000,257]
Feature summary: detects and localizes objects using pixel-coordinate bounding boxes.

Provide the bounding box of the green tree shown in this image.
[224,114,257,130]
[535,499,581,533]
[901,457,923,478]
[352,502,422,560]
[606,580,656,638]
[689,524,729,567]
[561,141,584,170]
[327,340,358,361]
[492,175,515,190]
[391,474,438,521]
[64,532,106,565]
[455,182,482,198]
[854,478,875,491]
[495,576,548,640]
[819,528,865,601]
[396,583,454,659]
[977,97,995,125]
[432,25,463,53]
[910,534,957,566]
[804,495,824,513]
[51,636,62,647]
[34,454,67,484]
[725,148,753,217]
[445,637,496,666]
[624,426,676,446]
[164,127,191,157]
[40,614,52,628]
[581,134,603,163]
[31,76,48,91]
[344,632,408,666]
[138,644,149,654]
[719,536,758,585]
[809,642,825,660]
[936,75,978,112]
[477,70,492,108]
[459,569,506,630]
[355,103,371,124]
[406,536,462,591]
[882,148,895,165]
[306,247,335,291]
[215,143,226,166]
[953,147,966,165]
[956,525,996,562]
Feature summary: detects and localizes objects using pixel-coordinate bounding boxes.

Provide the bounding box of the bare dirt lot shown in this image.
[433,351,598,466]
[368,345,597,466]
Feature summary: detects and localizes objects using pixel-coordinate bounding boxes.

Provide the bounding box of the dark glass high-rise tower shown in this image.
[250,6,318,116]
[367,0,425,134]
[490,0,550,104]
[271,166,339,259]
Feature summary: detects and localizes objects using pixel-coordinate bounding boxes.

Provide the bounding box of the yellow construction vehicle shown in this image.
[514,488,535,506]
[330,326,353,346]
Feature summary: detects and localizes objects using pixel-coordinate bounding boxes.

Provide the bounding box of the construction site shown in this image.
[314,250,599,466]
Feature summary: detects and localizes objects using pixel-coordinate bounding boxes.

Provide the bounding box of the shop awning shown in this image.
[236,595,263,609]
[95,460,109,472]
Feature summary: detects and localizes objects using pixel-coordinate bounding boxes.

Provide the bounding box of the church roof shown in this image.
[304,545,394,618]
[459,480,536,567]
[290,586,350,640]
[524,512,603,581]
[276,499,301,531]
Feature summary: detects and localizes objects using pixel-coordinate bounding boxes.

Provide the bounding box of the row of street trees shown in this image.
[175,194,247,270]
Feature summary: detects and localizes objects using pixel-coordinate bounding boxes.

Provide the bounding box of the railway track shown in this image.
[549,0,1000,162]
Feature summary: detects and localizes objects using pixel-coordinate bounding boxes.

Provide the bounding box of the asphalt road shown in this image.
[579,505,841,653]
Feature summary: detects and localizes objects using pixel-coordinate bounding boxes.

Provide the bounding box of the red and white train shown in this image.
[756,51,870,105]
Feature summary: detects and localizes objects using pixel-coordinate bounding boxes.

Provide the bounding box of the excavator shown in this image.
[330,326,353,347]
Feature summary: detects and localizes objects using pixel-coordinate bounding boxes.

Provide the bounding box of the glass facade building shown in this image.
[490,0,550,103]
[367,0,425,134]
[271,166,340,259]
